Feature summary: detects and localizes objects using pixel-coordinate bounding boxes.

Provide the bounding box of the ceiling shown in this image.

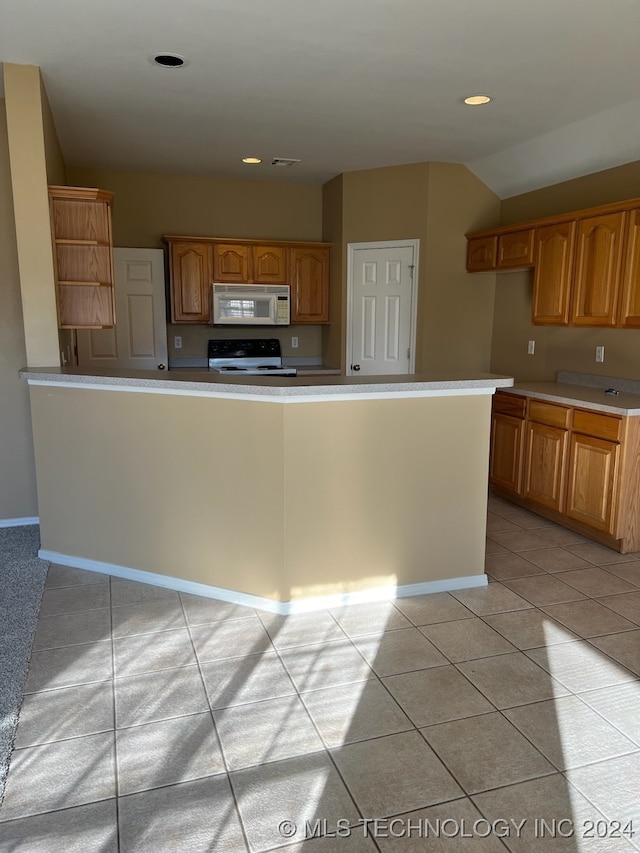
[2,0,640,197]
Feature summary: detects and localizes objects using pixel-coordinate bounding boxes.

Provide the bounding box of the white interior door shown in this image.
[347,241,418,375]
[77,248,168,370]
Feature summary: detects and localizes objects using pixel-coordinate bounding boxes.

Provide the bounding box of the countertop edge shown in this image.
[19,368,514,400]
[506,383,640,415]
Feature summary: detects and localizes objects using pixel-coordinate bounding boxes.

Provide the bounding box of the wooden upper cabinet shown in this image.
[213,244,250,283]
[169,241,212,323]
[49,185,116,329]
[618,208,640,327]
[466,236,497,272]
[532,221,576,325]
[571,212,626,326]
[251,245,288,284]
[497,229,534,269]
[290,247,330,323]
[165,236,331,324]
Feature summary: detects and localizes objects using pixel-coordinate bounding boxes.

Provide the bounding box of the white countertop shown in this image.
[508,382,640,415]
[20,366,514,402]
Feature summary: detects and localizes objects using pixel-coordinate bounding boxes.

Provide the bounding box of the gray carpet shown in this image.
[0,526,49,804]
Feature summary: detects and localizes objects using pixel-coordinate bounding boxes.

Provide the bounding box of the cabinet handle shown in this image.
[352,364,361,371]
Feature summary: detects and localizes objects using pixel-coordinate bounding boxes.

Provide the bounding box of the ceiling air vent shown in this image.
[270,158,301,167]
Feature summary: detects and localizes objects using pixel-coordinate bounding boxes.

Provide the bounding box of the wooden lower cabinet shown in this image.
[489,391,640,552]
[523,422,567,512]
[565,434,619,533]
[489,413,524,494]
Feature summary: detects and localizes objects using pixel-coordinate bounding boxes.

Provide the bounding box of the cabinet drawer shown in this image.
[528,400,571,429]
[573,410,622,442]
[493,393,526,418]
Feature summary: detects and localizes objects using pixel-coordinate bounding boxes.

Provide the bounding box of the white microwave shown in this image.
[211,284,291,326]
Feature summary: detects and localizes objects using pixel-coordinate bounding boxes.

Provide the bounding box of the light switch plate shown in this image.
[595,345,605,363]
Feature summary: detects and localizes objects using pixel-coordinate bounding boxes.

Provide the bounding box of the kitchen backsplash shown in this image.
[166,323,323,360]
[557,370,640,396]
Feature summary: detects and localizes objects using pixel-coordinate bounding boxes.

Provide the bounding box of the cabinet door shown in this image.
[618,208,640,327]
[170,242,212,323]
[571,212,625,326]
[489,413,525,494]
[565,433,619,533]
[532,221,576,324]
[252,245,288,284]
[523,422,567,512]
[466,236,497,272]
[497,229,534,269]
[290,247,329,323]
[213,244,250,283]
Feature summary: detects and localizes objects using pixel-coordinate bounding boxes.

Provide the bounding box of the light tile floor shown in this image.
[1,497,640,851]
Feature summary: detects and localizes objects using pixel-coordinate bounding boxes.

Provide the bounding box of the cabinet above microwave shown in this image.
[163,235,332,324]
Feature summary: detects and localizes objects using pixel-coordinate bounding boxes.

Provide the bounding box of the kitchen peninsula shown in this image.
[22,368,512,613]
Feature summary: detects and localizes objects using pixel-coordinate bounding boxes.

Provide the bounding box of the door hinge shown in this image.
[407,347,411,359]
[408,264,415,279]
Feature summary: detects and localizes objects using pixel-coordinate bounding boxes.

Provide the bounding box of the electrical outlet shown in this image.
[527,340,535,355]
[174,336,182,350]
[595,345,605,363]
[291,336,299,349]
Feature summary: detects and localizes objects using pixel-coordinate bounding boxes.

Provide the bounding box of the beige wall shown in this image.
[421,163,500,373]
[283,395,491,594]
[324,162,500,373]
[30,384,490,602]
[0,100,39,520]
[491,161,640,382]
[67,165,325,359]
[3,63,60,368]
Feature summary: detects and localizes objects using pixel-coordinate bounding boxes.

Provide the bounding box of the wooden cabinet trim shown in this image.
[163,235,332,248]
[466,196,640,241]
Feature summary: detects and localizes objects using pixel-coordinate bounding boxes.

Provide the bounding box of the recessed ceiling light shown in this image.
[152,53,188,69]
[463,94,492,105]
[242,157,262,165]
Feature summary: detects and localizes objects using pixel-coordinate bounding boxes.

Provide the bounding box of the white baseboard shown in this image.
[38,549,487,615]
[0,516,39,528]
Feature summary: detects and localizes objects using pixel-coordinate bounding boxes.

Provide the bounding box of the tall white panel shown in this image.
[385,295,400,360]
[362,296,376,360]
[127,294,155,358]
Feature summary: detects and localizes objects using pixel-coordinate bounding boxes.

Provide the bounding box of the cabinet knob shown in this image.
[352,364,361,371]
[158,363,166,370]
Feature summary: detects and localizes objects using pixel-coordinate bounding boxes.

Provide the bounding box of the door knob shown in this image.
[158,363,166,370]
[352,364,361,371]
